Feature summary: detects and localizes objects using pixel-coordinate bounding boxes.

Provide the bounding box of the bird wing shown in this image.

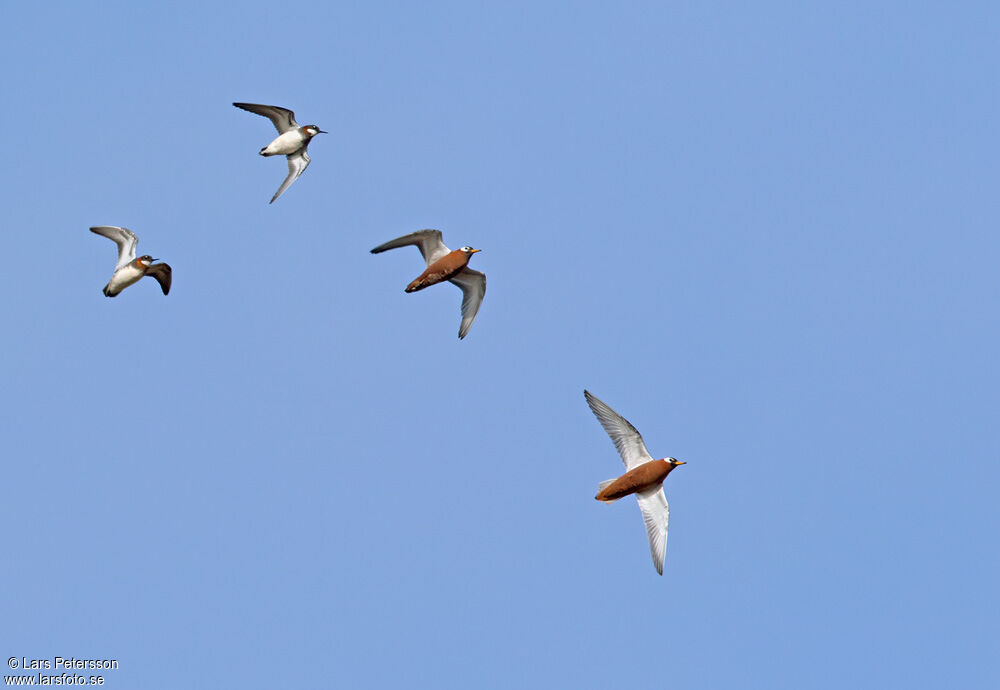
[232,102,299,133]
[270,150,310,204]
[636,487,669,575]
[144,263,172,295]
[448,268,486,339]
[90,226,137,271]
[583,390,654,471]
[370,229,450,266]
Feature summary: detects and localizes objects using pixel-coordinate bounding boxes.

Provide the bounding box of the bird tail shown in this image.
[596,479,621,503]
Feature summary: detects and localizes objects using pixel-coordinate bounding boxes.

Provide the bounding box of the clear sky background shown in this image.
[1,1,997,688]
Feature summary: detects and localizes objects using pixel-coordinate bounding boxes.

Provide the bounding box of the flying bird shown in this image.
[233,102,326,203]
[370,229,486,339]
[90,226,172,297]
[584,390,685,575]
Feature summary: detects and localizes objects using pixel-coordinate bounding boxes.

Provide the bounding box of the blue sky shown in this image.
[1,1,997,687]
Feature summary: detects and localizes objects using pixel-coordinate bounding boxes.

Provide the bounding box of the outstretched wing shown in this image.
[583,390,654,471]
[90,226,137,271]
[449,268,486,339]
[636,487,669,575]
[270,150,310,204]
[233,102,299,133]
[144,263,172,295]
[370,229,450,266]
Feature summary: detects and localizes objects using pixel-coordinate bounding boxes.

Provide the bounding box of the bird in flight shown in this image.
[584,390,686,575]
[90,226,172,297]
[233,102,326,203]
[370,229,486,339]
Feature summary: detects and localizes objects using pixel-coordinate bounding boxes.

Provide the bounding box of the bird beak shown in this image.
[675,461,686,465]
[470,248,482,253]
[317,129,328,134]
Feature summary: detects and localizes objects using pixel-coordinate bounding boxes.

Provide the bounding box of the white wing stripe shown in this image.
[637,488,669,575]
[584,391,654,471]
[449,268,486,339]
[90,226,138,271]
[369,230,450,265]
[270,150,310,204]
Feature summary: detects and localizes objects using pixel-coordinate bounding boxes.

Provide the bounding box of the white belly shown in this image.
[261,130,305,156]
[105,265,144,296]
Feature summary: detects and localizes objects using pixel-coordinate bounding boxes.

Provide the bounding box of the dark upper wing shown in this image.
[145,263,172,295]
[232,102,299,133]
[370,229,449,266]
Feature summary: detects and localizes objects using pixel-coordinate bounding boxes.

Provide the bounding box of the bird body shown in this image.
[259,128,314,156]
[595,458,678,503]
[371,229,486,339]
[103,260,150,297]
[232,102,326,203]
[90,226,172,297]
[584,390,685,575]
[405,248,476,293]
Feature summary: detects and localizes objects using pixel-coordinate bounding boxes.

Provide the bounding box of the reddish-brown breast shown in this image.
[406,249,471,292]
[596,460,673,502]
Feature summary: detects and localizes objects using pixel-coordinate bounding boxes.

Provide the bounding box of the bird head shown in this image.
[304,125,327,137]
[137,255,155,267]
[460,246,482,255]
[666,458,686,470]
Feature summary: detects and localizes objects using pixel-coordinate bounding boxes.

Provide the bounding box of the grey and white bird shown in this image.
[370,229,486,339]
[90,226,172,297]
[584,390,686,575]
[233,102,326,203]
